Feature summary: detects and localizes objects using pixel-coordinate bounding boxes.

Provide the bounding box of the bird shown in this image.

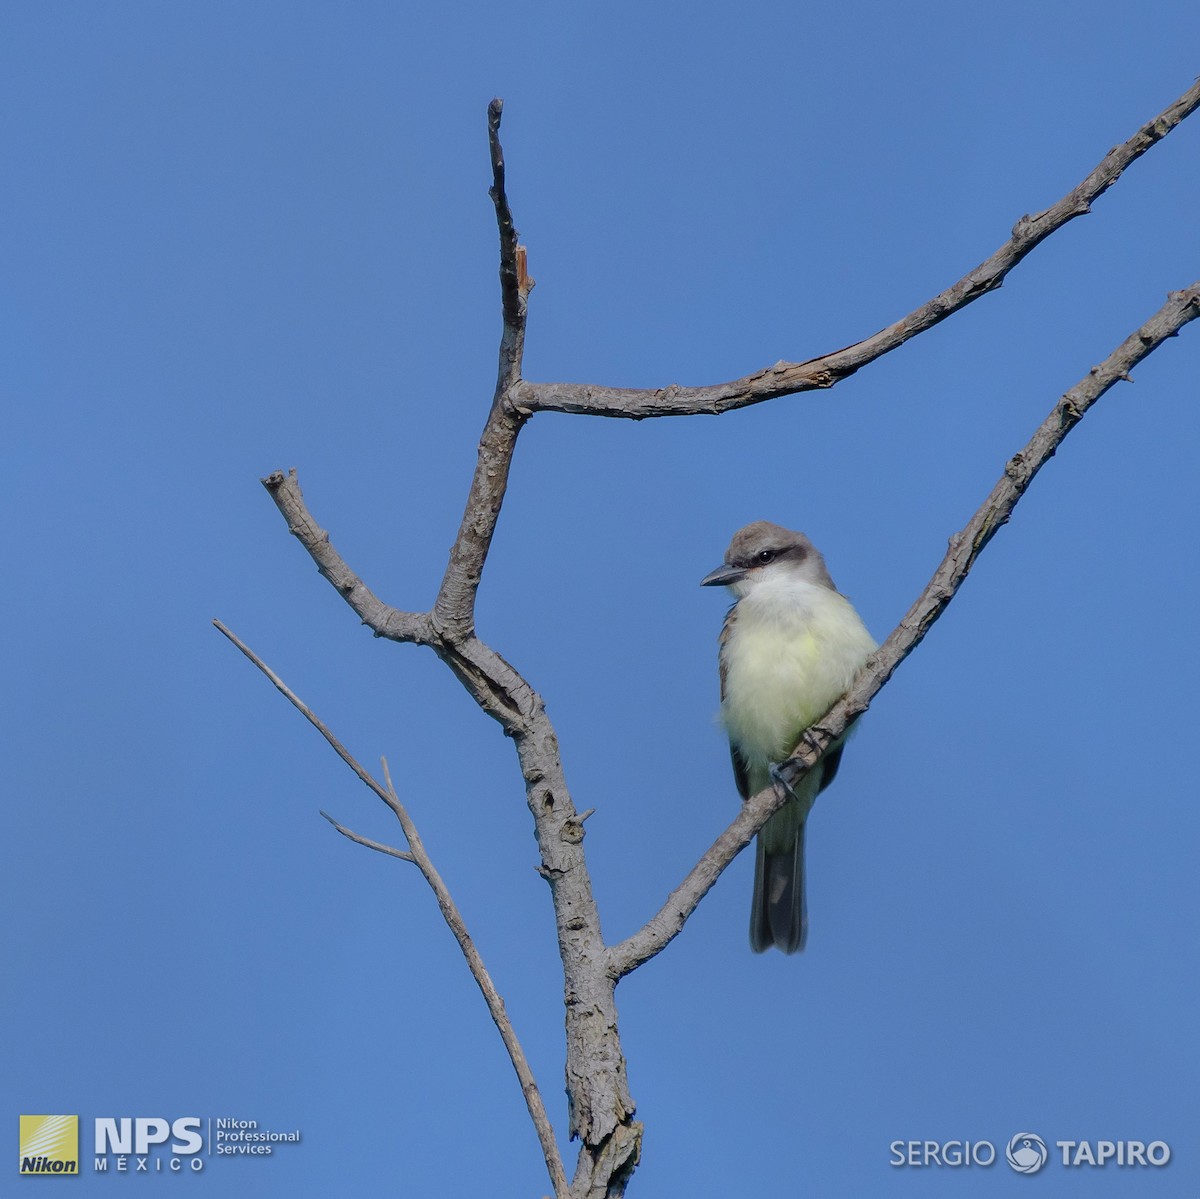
[701,521,876,953]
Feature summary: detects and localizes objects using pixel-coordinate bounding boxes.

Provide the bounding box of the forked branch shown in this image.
[517,79,1200,419]
[212,621,569,1199]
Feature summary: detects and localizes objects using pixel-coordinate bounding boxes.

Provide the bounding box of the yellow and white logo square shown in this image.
[19,1115,79,1175]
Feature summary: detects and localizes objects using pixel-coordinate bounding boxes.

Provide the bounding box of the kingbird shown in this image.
[701,521,876,953]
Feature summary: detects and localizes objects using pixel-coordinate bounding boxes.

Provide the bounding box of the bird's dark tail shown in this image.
[750,802,807,953]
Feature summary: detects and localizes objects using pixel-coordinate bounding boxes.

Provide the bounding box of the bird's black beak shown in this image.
[700,564,746,587]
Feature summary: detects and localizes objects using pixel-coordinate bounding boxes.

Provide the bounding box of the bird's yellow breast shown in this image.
[720,578,875,771]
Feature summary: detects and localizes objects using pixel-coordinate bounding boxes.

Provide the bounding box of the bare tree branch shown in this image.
[320,811,415,862]
[257,469,535,731]
[487,96,530,357]
[246,467,642,1193]
[516,78,1200,420]
[261,471,432,643]
[213,621,569,1198]
[608,282,1200,978]
[213,619,409,818]
[374,757,570,1199]
[250,103,643,1196]
[431,99,536,640]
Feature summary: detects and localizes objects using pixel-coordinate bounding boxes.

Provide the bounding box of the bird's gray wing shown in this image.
[818,744,845,792]
[729,744,750,802]
[717,604,751,799]
[717,602,735,701]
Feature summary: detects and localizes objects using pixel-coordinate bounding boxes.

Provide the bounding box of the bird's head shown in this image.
[700,521,836,598]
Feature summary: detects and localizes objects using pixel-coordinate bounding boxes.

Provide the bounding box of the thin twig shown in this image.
[213,619,405,820]
[320,811,414,862]
[518,79,1200,420]
[376,759,570,1199]
[213,621,569,1199]
[608,283,1200,978]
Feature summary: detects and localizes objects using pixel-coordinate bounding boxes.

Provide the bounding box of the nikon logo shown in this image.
[18,1115,79,1175]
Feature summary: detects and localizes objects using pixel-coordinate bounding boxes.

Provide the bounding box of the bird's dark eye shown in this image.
[756,549,776,564]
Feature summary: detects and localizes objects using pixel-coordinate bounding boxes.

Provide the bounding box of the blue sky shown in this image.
[4,2,1198,1195]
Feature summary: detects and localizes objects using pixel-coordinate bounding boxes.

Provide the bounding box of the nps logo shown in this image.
[93,1117,205,1173]
[18,1115,79,1175]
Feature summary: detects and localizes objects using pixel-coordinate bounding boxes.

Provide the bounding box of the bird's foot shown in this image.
[768,762,800,804]
[770,761,818,819]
